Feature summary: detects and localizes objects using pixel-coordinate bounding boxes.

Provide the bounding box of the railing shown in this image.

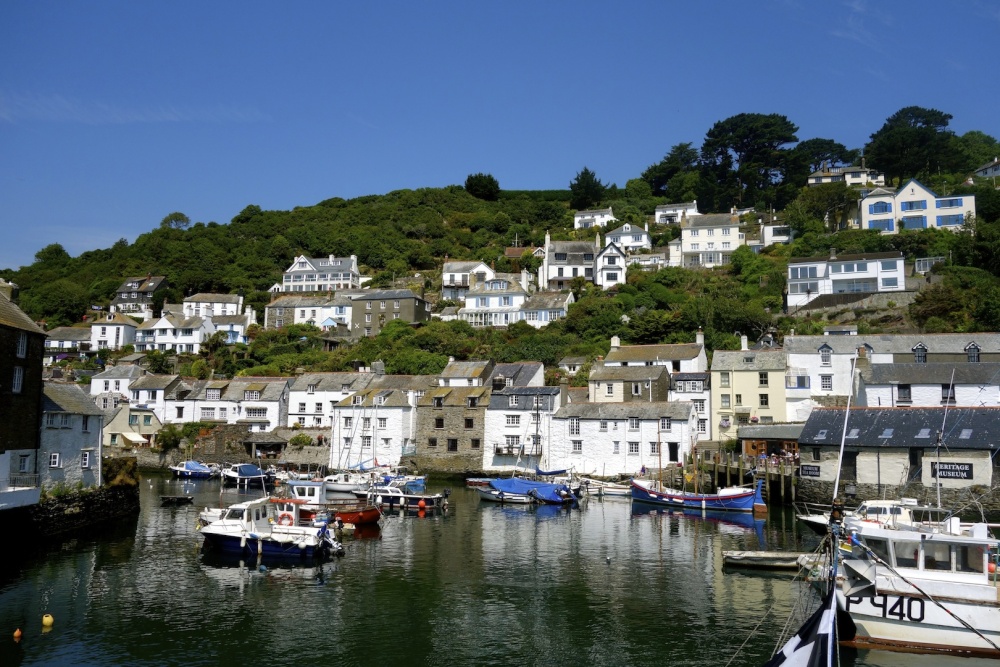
[1,474,40,490]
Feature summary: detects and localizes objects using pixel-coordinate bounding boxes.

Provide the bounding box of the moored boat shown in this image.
[169,460,218,479]
[630,478,765,513]
[220,463,275,487]
[199,496,344,559]
[353,482,449,509]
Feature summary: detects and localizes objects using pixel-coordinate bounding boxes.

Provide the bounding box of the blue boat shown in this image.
[220,463,275,487]
[169,460,218,479]
[199,496,343,559]
[489,478,578,506]
[630,478,765,513]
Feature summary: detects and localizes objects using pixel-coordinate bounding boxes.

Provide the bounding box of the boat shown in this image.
[579,477,631,497]
[835,510,1000,657]
[220,463,275,488]
[323,470,381,493]
[795,497,955,536]
[168,460,218,479]
[474,483,533,505]
[199,496,344,559]
[282,479,382,526]
[353,482,450,509]
[465,477,494,488]
[476,477,577,506]
[630,478,765,513]
[161,495,194,506]
[722,550,816,571]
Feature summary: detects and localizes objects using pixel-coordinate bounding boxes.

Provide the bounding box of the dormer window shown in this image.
[819,347,832,366]
[913,344,927,363]
[352,395,363,405]
[967,343,980,363]
[244,390,260,401]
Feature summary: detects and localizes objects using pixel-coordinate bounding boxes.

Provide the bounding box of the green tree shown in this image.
[865,106,963,184]
[160,212,191,230]
[464,173,501,201]
[641,143,699,197]
[794,182,856,232]
[22,278,88,326]
[569,167,606,210]
[699,113,801,211]
[157,424,182,452]
[954,131,1000,173]
[793,138,858,173]
[34,243,71,265]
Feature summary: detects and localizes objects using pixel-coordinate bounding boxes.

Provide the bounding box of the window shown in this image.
[506,415,520,427]
[914,347,927,363]
[900,200,927,211]
[693,399,705,413]
[735,394,742,406]
[16,331,27,357]
[881,277,898,288]
[758,372,769,387]
[433,397,443,408]
[200,408,215,420]
[786,375,809,389]
[508,395,519,407]
[820,375,833,391]
[352,395,363,405]
[650,442,660,455]
[81,416,90,432]
[245,408,267,418]
[298,402,306,413]
[467,397,478,408]
[628,417,640,430]
[362,436,372,448]
[759,394,769,407]
[244,391,260,401]
[606,272,618,281]
[627,441,639,455]
[942,384,956,404]
[505,435,521,447]
[660,418,671,432]
[465,418,474,429]
[632,382,641,396]
[129,414,139,425]
[447,438,458,451]
[572,440,582,453]
[471,438,480,449]
[315,402,323,413]
[789,266,818,280]
[343,416,353,428]
[606,383,613,396]
[697,419,707,434]
[49,453,61,468]
[435,417,445,429]
[599,420,608,431]
[720,372,730,388]
[968,345,980,363]
[143,415,152,426]
[206,388,221,400]
[428,437,438,447]
[721,394,731,409]
[569,417,580,435]
[12,367,23,394]
[869,201,892,214]
[378,417,387,429]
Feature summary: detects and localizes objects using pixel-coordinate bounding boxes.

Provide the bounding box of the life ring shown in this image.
[277,512,295,526]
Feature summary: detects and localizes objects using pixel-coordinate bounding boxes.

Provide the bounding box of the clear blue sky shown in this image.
[1,1,998,271]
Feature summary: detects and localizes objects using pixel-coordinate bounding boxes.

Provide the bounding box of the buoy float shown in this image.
[417,499,426,509]
[42,614,54,627]
[13,628,22,641]
[989,562,997,574]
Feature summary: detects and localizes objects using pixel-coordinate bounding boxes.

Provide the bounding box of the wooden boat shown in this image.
[722,550,815,571]
[199,496,344,559]
[579,477,630,497]
[465,477,494,488]
[836,512,1000,657]
[168,460,218,479]
[630,478,765,513]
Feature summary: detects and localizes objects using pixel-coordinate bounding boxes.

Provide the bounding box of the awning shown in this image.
[120,432,147,444]
[735,406,753,414]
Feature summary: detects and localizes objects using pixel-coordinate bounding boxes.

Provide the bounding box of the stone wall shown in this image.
[794,479,1000,516]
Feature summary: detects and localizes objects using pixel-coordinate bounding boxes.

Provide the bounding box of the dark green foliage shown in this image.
[569,167,606,211]
[865,106,965,184]
[793,138,858,173]
[465,173,501,201]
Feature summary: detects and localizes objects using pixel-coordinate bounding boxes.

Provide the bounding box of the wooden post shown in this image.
[780,459,786,503]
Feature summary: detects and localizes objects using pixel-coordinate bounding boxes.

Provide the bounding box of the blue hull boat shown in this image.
[630,479,765,513]
[169,460,217,479]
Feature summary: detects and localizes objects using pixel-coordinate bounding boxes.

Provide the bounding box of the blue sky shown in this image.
[1,1,998,271]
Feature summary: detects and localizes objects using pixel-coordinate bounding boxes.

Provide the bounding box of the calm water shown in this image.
[1,476,995,667]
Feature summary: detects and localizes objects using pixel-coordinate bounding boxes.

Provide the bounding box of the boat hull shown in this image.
[202,532,333,559]
[475,487,533,504]
[630,479,764,513]
[838,590,1000,658]
[334,506,382,525]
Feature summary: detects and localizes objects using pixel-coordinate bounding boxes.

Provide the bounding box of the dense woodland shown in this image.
[4,106,1000,383]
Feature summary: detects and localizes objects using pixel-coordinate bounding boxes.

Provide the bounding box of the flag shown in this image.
[763,586,838,667]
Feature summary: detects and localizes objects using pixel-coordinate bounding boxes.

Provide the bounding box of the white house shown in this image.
[170,378,291,432]
[90,364,146,411]
[43,326,93,365]
[859,179,976,234]
[109,275,167,321]
[807,164,885,188]
[89,312,138,353]
[858,362,1000,408]
[281,254,360,293]
[286,371,379,428]
[482,386,561,473]
[972,157,1000,181]
[263,294,354,330]
[40,383,104,490]
[593,243,628,290]
[606,223,652,253]
[549,402,697,477]
[330,387,419,469]
[520,291,574,329]
[182,293,243,318]
[135,313,215,354]
[604,334,708,373]
[673,214,744,268]
[654,201,699,225]
[628,250,669,272]
[786,250,905,308]
[441,261,495,302]
[538,233,599,290]
[573,207,615,229]
[459,273,531,328]
[129,374,184,425]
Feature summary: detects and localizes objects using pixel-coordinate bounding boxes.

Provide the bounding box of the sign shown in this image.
[931,462,973,480]
[799,464,820,478]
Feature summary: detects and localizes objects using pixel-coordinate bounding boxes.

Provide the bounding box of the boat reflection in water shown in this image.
[198,550,334,592]
[631,502,767,547]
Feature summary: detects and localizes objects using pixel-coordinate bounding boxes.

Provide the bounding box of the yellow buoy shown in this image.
[42,614,54,627]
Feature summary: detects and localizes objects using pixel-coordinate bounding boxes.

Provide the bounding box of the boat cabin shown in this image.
[851,520,994,579]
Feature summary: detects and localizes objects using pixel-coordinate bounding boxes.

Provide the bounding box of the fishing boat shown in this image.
[836,512,1000,657]
[630,478,765,513]
[220,463,275,488]
[353,481,450,509]
[199,496,344,559]
[168,460,218,479]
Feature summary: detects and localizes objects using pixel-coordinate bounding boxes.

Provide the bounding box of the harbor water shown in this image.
[1,476,995,667]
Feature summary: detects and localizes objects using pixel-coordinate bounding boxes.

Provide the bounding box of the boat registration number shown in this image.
[845,595,925,623]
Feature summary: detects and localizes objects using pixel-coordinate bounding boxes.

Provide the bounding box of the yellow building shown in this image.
[710,341,787,442]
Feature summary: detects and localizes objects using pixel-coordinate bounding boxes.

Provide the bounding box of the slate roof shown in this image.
[130,374,180,390]
[417,386,491,407]
[46,326,93,342]
[350,289,422,301]
[859,362,1000,385]
[522,292,572,310]
[212,314,251,326]
[43,382,104,416]
[0,294,45,334]
[606,224,649,238]
[289,372,375,392]
[589,365,667,382]
[547,240,598,263]
[783,333,1000,355]
[115,276,166,293]
[575,207,614,217]
[334,388,413,408]
[490,362,543,386]
[90,312,140,327]
[606,343,702,364]
[92,365,146,381]
[711,349,787,371]
[440,360,491,380]
[737,424,805,440]
[442,261,489,274]
[186,378,291,401]
[367,374,437,391]
[267,295,341,308]
[685,214,739,228]
[559,356,587,366]
[554,401,693,420]
[799,407,1000,449]
[185,293,241,303]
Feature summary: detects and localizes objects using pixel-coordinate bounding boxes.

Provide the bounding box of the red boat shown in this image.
[333,504,382,526]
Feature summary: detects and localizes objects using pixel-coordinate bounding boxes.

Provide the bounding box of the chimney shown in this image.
[559,377,569,407]
[740,335,748,351]
[696,327,704,346]
[856,346,870,372]
[610,335,620,350]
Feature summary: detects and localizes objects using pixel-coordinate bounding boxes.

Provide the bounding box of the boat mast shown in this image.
[936,369,955,509]
[831,354,858,504]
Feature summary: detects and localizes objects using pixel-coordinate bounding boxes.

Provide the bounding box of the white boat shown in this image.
[474,486,533,504]
[353,482,449,509]
[796,497,955,535]
[324,470,381,493]
[579,477,630,497]
[199,496,344,559]
[837,511,1000,657]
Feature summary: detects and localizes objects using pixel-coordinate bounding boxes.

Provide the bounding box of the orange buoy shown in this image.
[13,628,22,641]
[417,499,426,509]
[989,562,997,574]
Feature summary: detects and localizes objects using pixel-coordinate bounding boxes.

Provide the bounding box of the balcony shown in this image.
[0,474,41,509]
